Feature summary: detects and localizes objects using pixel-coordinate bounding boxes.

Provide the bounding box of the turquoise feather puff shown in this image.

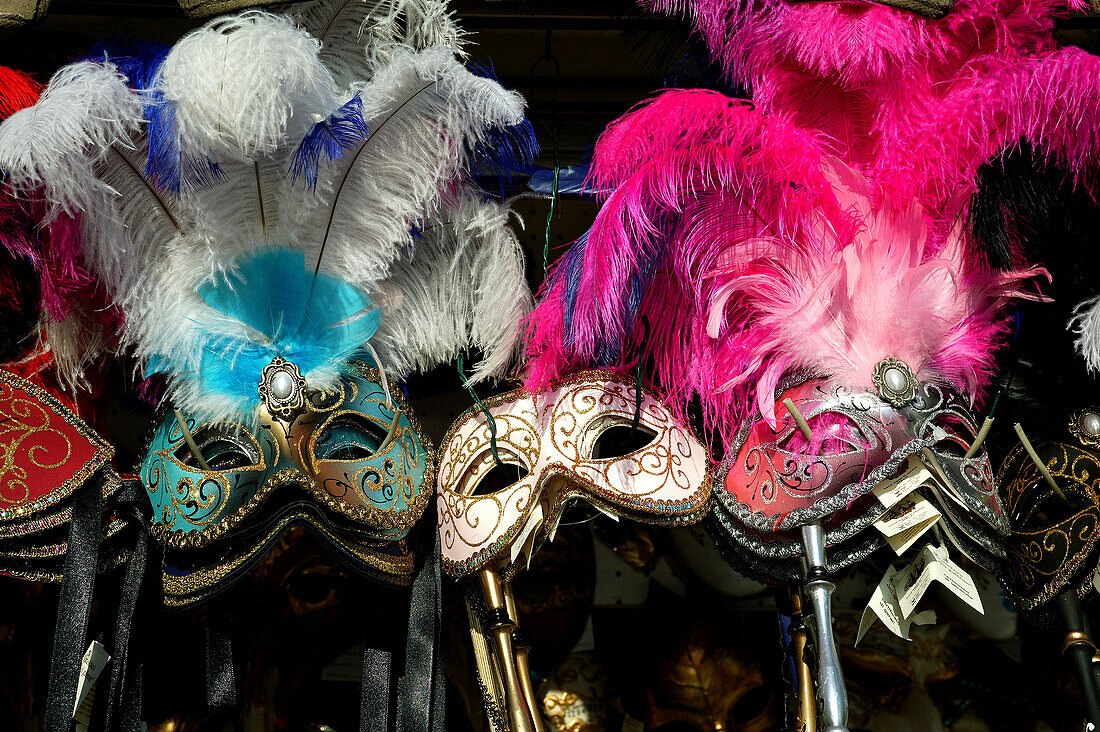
[147,247,381,420]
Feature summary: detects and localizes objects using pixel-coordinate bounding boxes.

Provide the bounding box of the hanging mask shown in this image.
[999,408,1100,618]
[710,362,1007,580]
[0,368,133,580]
[143,356,432,606]
[436,370,712,579]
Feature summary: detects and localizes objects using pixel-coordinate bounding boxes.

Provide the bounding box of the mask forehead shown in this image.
[437,371,711,578]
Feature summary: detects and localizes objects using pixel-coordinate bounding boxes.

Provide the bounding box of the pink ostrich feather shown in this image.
[646,0,1100,219]
[703,160,1043,429]
[645,0,1069,89]
[561,90,854,359]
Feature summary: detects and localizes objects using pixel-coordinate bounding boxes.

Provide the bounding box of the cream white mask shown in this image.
[436,370,712,578]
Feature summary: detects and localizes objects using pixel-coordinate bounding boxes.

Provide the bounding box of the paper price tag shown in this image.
[856,565,936,644]
[873,456,934,510]
[510,504,544,568]
[874,493,941,555]
[933,545,985,615]
[891,544,984,618]
[73,640,110,724]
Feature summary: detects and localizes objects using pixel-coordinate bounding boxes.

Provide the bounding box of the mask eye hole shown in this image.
[590,424,658,460]
[777,411,868,456]
[173,425,260,470]
[1015,479,1090,528]
[927,413,974,457]
[314,414,391,461]
[469,461,530,497]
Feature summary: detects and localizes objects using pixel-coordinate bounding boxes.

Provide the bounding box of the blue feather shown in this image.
[289,96,370,190]
[83,39,170,89]
[559,229,589,350]
[84,40,224,193]
[465,59,539,198]
[149,247,381,414]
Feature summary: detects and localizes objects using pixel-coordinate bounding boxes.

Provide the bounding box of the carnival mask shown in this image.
[0,368,133,581]
[142,358,431,605]
[711,362,1007,580]
[437,371,711,579]
[999,408,1100,616]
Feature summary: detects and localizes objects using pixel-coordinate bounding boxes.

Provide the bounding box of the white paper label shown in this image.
[892,544,984,617]
[510,503,544,567]
[874,493,942,555]
[856,565,936,644]
[873,456,934,510]
[73,640,110,724]
[875,493,941,536]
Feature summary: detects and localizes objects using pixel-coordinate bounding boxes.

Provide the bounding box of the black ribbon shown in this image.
[44,472,104,732]
[360,646,392,732]
[360,517,445,732]
[103,479,149,732]
[203,622,238,710]
[398,517,445,732]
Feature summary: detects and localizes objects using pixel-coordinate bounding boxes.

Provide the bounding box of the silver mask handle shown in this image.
[801,521,849,732]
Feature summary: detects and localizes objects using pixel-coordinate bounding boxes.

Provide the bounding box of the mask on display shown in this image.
[0,6,531,598]
[539,653,618,732]
[438,371,710,732]
[523,53,1044,721]
[437,371,711,579]
[999,415,1100,616]
[713,367,1007,581]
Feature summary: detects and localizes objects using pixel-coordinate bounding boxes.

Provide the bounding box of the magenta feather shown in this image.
[644,0,1073,88]
[524,88,1044,441]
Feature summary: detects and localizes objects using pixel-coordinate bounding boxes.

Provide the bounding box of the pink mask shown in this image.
[436,371,712,578]
[711,367,1007,579]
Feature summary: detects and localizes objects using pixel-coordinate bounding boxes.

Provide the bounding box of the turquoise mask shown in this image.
[141,358,434,606]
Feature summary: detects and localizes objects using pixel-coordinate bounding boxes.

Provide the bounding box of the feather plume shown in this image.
[0,67,42,119]
[542,90,846,363]
[0,65,121,388]
[371,186,531,382]
[643,0,1065,88]
[288,0,465,88]
[157,11,341,163]
[290,94,371,189]
[0,61,143,215]
[701,161,1041,423]
[297,45,528,288]
[526,89,1041,439]
[0,16,531,415]
[146,247,381,423]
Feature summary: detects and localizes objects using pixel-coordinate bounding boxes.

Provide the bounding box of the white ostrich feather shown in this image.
[158,10,341,162]
[1072,296,1100,374]
[372,186,531,382]
[0,61,142,215]
[301,45,527,290]
[288,0,465,89]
